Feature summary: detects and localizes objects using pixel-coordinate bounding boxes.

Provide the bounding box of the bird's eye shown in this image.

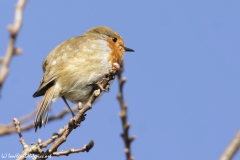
[112,37,117,42]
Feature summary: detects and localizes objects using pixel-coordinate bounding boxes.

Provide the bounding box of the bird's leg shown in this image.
[62,96,75,117]
[89,72,112,92]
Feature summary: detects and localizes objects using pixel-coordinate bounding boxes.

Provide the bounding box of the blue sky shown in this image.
[0,0,240,159]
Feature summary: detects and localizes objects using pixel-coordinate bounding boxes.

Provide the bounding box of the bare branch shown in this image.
[0,0,27,94]
[18,109,37,124]
[0,106,78,136]
[13,118,43,160]
[38,126,67,148]
[13,64,119,159]
[52,140,94,156]
[13,118,27,149]
[117,63,135,160]
[0,109,36,135]
[219,129,240,160]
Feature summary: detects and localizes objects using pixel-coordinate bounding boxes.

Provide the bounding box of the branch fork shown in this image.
[13,63,120,159]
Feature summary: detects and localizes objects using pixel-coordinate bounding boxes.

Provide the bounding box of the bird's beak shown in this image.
[124,47,134,52]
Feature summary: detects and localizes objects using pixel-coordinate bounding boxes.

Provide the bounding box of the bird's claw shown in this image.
[69,118,80,129]
[69,114,86,129]
[81,114,87,122]
[91,82,110,92]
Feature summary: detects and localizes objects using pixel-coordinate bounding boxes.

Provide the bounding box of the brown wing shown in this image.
[33,35,88,97]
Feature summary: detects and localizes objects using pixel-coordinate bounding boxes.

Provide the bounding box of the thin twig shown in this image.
[219,129,240,160]
[117,64,135,160]
[52,140,94,156]
[0,106,78,136]
[14,64,120,159]
[13,118,27,149]
[18,109,37,124]
[38,125,67,148]
[38,65,119,159]
[13,118,43,160]
[0,0,27,94]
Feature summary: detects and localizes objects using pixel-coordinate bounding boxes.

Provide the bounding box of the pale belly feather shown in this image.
[53,39,113,103]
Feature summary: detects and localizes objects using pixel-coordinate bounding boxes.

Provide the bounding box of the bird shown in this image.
[33,26,134,131]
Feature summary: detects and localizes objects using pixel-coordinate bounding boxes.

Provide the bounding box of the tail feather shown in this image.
[34,85,55,132]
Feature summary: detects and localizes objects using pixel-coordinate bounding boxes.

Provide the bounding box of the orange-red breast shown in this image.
[33,26,134,131]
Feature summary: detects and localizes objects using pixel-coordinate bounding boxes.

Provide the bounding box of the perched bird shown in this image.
[33,26,134,131]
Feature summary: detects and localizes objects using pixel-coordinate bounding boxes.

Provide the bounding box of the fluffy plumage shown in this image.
[33,26,132,131]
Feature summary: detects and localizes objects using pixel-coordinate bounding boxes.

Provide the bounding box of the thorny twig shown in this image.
[0,0,27,94]
[117,64,135,160]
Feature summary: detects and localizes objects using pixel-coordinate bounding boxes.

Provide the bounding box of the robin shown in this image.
[33,26,134,131]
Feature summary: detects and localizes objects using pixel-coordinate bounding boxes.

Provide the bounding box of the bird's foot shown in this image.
[95,81,110,92]
[69,114,86,129]
[89,81,110,93]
